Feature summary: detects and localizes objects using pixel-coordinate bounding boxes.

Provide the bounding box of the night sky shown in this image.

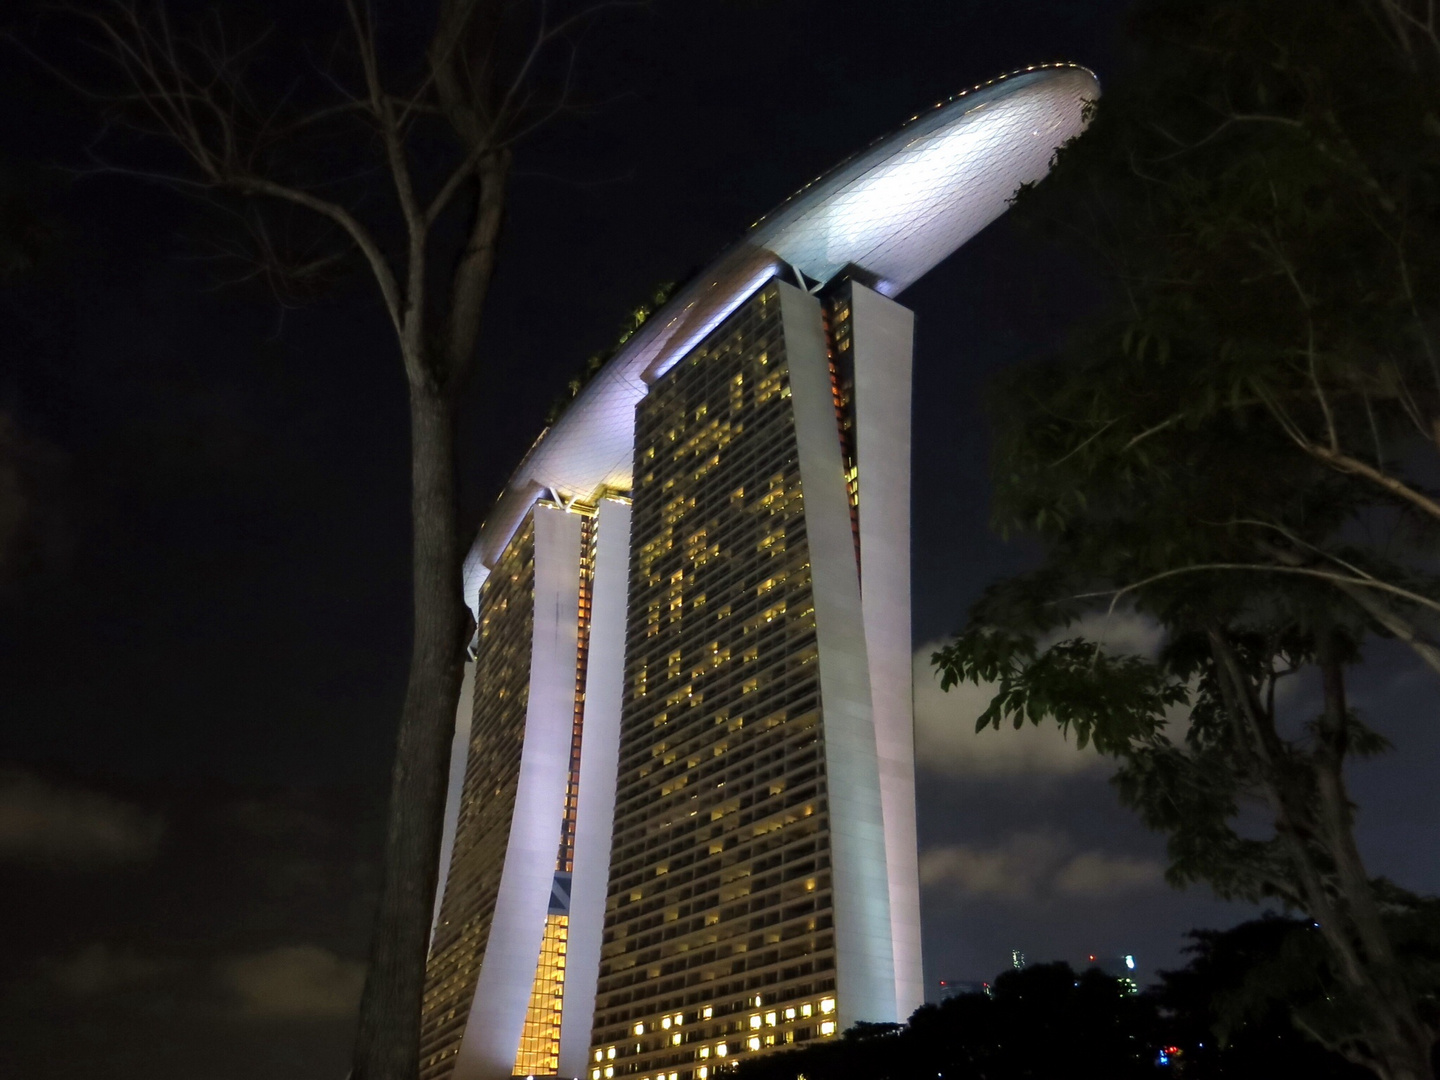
[2,3,1438,1078]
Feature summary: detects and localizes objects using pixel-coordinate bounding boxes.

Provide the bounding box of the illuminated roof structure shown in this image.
[462,63,1097,602]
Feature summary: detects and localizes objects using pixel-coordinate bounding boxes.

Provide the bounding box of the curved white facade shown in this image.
[431,64,1098,1080]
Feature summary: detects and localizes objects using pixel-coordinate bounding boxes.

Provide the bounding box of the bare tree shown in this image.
[27,2,621,1077]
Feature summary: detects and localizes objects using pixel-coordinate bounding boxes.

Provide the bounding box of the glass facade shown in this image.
[513,913,570,1076]
[590,283,843,1080]
[419,68,1097,1078]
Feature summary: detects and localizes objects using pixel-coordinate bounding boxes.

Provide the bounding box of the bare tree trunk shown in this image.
[49,7,585,1076]
[1207,626,1436,1080]
[1313,638,1437,1080]
[353,386,469,1080]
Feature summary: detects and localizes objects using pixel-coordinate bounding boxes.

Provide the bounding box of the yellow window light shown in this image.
[702,1006,713,1020]
[749,1015,762,1029]
[747,1037,761,1052]
[606,1047,617,1059]
[820,1021,836,1037]
[673,1013,683,1026]
[594,1051,603,1063]
[633,1023,645,1036]
[699,1048,710,1059]
[764,1011,777,1026]
[784,1007,796,1021]
[661,1017,672,1030]
[820,998,836,1014]
[801,1003,813,1018]
[716,1044,728,1058]
[671,1034,682,1046]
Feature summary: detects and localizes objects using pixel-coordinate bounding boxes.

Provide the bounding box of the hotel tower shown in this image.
[420,65,1097,1080]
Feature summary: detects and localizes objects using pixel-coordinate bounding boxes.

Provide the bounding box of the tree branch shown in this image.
[1076,561,1440,619]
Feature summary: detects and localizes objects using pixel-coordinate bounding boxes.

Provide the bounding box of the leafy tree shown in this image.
[933,1,1440,1077]
[1157,917,1377,1079]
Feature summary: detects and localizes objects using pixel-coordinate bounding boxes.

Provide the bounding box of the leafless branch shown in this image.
[1075,562,1440,620]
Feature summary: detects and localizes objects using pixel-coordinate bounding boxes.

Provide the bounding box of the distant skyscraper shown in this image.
[421,64,1098,1080]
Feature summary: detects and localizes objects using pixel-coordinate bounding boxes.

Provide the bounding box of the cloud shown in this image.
[42,944,180,997]
[1053,851,1166,897]
[914,611,1166,778]
[919,831,1067,899]
[217,945,365,1021]
[34,943,363,1023]
[920,830,1165,902]
[0,771,163,868]
[0,410,68,590]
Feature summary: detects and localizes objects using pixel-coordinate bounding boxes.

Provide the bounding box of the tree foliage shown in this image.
[722,921,1409,1080]
[728,964,1162,1080]
[933,2,1440,1077]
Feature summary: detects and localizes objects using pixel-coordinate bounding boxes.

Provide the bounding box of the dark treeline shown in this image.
[728,918,1377,1080]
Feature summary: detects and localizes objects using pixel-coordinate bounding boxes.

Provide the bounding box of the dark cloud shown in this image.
[0,411,68,593]
[0,777,377,1080]
[920,830,1164,901]
[0,771,163,869]
[41,943,179,998]
[218,945,365,1021]
[31,941,363,1026]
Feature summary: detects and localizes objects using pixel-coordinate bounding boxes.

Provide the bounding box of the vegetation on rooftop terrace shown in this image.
[544,280,679,425]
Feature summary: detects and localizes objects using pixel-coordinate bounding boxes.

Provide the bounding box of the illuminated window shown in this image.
[764,1012,777,1026]
[702,1007,713,1020]
[821,1022,837,1036]
[671,1034,682,1046]
[820,998,835,1015]
[747,1037,761,1052]
[716,1044,728,1058]
[784,1007,796,1020]
[749,1015,762,1029]
[633,1023,644,1036]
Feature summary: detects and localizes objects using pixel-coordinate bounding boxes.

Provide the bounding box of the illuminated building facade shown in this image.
[422,65,1099,1080]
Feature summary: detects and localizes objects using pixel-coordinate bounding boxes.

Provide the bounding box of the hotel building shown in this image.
[419,65,1098,1080]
